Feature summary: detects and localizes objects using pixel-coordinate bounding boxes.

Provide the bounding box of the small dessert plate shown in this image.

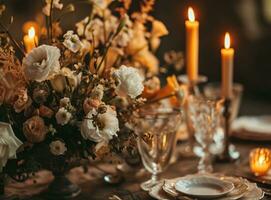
[175,175,234,199]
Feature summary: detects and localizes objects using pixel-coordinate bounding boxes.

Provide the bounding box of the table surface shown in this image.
[4,140,271,200]
[4,97,271,200]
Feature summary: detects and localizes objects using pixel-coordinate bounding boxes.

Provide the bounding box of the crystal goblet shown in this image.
[203,82,243,160]
[132,110,182,191]
[187,96,221,173]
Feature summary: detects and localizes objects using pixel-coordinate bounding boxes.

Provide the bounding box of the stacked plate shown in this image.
[149,174,264,200]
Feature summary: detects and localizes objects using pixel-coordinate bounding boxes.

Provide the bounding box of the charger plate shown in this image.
[149,174,264,200]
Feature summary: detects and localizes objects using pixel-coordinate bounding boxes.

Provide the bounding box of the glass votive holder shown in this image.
[250,148,271,176]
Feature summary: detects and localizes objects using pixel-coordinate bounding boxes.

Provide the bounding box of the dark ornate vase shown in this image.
[44,172,81,199]
[0,174,18,200]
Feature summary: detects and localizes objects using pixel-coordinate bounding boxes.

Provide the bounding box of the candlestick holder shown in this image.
[178,75,207,157]
[217,98,240,162]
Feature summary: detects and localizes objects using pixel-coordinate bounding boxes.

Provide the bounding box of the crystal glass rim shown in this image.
[188,95,220,106]
[133,109,182,120]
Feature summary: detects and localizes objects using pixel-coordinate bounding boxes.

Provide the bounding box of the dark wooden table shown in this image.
[4,140,271,200]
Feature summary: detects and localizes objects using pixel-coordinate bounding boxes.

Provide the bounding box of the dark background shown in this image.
[1,0,271,114]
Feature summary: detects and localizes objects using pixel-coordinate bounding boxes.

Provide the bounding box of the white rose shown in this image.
[22,45,61,82]
[113,65,144,98]
[0,122,23,171]
[63,31,83,53]
[50,67,81,92]
[55,107,72,126]
[81,106,119,142]
[49,140,67,156]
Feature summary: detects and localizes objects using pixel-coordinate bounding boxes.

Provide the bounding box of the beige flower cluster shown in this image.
[0,0,170,167]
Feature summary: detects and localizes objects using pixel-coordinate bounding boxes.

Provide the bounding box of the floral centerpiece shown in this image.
[0,0,183,198]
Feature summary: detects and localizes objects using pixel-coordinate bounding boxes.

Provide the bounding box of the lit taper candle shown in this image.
[24,26,38,53]
[185,7,199,82]
[221,32,234,98]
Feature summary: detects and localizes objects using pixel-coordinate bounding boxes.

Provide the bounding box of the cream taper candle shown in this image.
[185,7,199,82]
[221,32,234,98]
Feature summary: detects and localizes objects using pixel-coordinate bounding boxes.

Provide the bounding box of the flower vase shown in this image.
[44,171,81,199]
[0,173,18,200]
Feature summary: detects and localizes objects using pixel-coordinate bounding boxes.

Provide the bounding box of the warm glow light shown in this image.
[224,32,231,49]
[28,27,35,39]
[188,7,195,22]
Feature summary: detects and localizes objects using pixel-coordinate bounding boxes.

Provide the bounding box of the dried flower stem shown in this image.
[143,93,176,106]
[0,23,25,56]
[49,0,54,42]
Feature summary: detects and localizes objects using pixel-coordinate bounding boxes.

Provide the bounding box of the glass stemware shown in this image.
[187,96,221,173]
[203,82,243,160]
[132,110,182,191]
[177,75,207,157]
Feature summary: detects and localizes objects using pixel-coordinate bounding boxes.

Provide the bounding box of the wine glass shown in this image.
[132,110,182,191]
[187,96,221,173]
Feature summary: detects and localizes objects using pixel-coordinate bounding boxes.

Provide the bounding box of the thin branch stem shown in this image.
[49,0,54,42]
[143,93,176,106]
[0,23,25,56]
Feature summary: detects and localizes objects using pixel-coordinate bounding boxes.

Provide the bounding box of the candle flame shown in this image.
[258,155,265,165]
[188,7,195,22]
[28,27,35,39]
[224,32,231,49]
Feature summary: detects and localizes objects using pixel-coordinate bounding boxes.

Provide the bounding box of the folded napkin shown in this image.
[232,116,271,141]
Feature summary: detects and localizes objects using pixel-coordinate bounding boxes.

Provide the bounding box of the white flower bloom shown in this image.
[43,0,63,16]
[76,12,119,46]
[91,84,104,100]
[61,68,82,90]
[50,67,82,92]
[113,65,144,98]
[22,45,61,82]
[76,17,104,43]
[0,122,23,171]
[49,140,67,156]
[55,107,72,126]
[81,106,119,142]
[63,31,83,53]
[59,97,70,108]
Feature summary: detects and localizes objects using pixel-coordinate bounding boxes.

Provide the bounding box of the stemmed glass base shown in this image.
[140,174,160,191]
[198,148,213,174]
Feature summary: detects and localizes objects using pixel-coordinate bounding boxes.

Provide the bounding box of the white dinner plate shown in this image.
[175,175,234,199]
